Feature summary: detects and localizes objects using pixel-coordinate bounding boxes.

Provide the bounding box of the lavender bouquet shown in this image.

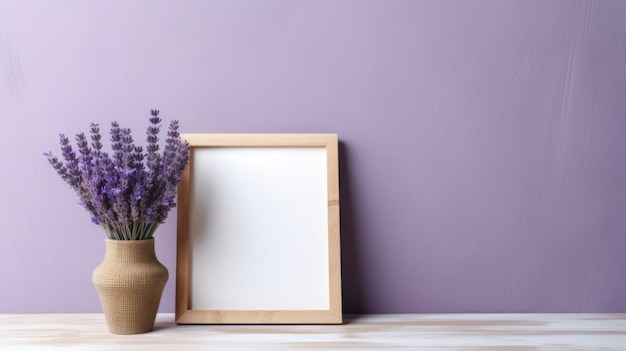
[44,110,190,240]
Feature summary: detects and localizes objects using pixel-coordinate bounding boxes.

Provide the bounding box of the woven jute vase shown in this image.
[92,238,168,334]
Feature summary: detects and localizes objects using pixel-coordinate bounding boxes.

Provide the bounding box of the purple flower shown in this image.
[44,110,191,240]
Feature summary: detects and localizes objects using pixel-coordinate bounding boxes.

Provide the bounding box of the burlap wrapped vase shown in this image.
[92,238,168,334]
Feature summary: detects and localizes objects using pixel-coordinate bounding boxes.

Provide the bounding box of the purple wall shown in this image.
[1,0,626,314]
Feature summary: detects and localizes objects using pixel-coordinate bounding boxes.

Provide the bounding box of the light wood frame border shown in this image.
[175,134,342,324]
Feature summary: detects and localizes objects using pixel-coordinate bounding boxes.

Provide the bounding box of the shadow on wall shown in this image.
[339,141,366,314]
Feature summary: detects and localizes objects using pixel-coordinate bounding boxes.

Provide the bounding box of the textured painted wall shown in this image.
[1,0,626,313]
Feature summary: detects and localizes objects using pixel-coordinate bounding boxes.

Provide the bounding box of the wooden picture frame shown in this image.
[175,134,342,324]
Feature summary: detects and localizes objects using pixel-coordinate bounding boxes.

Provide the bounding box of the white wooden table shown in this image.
[1,313,625,350]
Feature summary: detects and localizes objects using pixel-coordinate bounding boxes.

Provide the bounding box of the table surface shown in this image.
[1,313,625,350]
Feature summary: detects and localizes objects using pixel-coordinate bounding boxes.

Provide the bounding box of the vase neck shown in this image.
[104,239,157,263]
